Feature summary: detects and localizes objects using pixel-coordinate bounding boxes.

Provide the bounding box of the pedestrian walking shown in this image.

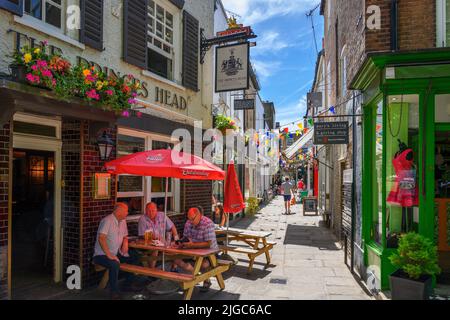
[281,177,295,215]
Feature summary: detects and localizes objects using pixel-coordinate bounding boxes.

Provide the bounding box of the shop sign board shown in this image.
[217,26,252,37]
[234,99,255,110]
[215,42,250,93]
[314,122,349,145]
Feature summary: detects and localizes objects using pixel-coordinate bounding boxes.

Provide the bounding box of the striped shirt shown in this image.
[183,216,218,250]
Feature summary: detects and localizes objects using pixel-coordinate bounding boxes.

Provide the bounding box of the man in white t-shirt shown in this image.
[281,177,295,215]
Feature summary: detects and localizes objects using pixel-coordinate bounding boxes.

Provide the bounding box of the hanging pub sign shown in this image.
[234,99,255,110]
[314,121,349,145]
[215,42,250,93]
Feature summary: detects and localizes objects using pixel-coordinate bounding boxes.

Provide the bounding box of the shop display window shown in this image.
[385,95,420,248]
[372,100,383,245]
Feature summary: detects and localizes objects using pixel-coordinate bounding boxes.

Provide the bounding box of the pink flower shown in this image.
[37,60,48,68]
[52,79,57,86]
[41,40,48,46]
[137,112,143,118]
[128,98,137,105]
[105,90,114,96]
[31,64,38,71]
[132,92,138,98]
[26,73,35,83]
[34,75,41,84]
[42,69,53,78]
[122,110,130,117]
[86,89,100,100]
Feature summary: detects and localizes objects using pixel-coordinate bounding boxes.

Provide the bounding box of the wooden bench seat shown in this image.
[219,245,259,255]
[119,264,194,282]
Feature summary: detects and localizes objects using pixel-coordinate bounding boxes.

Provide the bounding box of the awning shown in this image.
[285,128,314,159]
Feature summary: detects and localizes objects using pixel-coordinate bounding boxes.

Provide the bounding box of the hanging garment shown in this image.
[387,149,419,207]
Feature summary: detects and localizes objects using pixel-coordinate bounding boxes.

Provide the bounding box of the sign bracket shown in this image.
[200,28,257,64]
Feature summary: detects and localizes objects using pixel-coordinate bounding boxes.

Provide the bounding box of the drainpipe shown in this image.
[390,0,399,51]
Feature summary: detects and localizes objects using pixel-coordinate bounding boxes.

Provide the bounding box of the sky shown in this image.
[222,0,323,131]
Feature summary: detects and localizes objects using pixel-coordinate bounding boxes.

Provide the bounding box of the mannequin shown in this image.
[387,139,418,234]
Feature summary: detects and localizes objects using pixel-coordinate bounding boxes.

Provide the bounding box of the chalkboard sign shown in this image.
[303,197,318,216]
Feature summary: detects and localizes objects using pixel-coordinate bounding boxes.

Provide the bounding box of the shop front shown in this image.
[352,49,450,289]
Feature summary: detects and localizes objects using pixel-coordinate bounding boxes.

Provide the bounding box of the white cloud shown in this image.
[252,30,290,56]
[252,59,281,79]
[223,0,320,25]
[276,95,308,130]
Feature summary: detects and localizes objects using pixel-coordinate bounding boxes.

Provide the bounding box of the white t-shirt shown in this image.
[281,181,294,195]
[94,214,128,257]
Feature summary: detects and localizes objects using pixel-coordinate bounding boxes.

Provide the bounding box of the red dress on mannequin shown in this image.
[387,149,419,207]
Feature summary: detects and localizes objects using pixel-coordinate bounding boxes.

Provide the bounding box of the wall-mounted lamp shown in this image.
[97,131,114,161]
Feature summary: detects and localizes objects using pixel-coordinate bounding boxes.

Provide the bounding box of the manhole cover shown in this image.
[270,277,288,285]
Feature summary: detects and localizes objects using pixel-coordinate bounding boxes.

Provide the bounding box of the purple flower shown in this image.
[41,40,48,46]
[132,92,138,98]
[122,110,130,117]
[128,98,137,105]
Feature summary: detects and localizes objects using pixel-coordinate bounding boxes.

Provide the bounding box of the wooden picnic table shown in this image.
[215,226,276,274]
[125,240,229,300]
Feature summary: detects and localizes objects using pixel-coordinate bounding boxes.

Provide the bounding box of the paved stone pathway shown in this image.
[35,196,372,300]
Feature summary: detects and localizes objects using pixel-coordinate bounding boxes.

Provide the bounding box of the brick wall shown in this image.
[366,0,436,52]
[80,122,117,287]
[0,123,9,300]
[61,120,81,281]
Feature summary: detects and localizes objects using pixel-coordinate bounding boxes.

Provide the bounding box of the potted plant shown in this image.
[214,114,237,135]
[389,232,441,300]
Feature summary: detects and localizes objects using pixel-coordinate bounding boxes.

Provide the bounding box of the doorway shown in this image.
[435,129,450,284]
[11,149,55,298]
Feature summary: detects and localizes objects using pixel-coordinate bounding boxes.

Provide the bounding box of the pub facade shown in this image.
[0,0,216,299]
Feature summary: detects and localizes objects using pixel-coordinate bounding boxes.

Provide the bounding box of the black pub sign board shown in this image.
[314,121,349,145]
[234,99,255,110]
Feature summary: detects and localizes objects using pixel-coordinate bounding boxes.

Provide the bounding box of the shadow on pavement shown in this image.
[222,264,272,281]
[283,224,340,251]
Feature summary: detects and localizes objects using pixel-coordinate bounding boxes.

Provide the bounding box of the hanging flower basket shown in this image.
[214,114,238,135]
[9,40,138,113]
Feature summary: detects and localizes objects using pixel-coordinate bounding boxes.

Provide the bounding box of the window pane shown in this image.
[156,5,164,22]
[149,17,154,33]
[117,135,145,156]
[152,197,173,212]
[148,0,155,16]
[118,176,144,193]
[118,197,143,215]
[166,12,173,28]
[386,95,420,248]
[165,28,173,45]
[25,0,42,19]
[45,2,61,28]
[373,101,383,245]
[435,94,450,123]
[13,121,56,137]
[151,177,172,193]
[148,48,172,80]
[156,21,163,39]
[152,140,173,150]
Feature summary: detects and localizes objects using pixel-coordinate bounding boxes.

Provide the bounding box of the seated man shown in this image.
[138,202,179,268]
[93,203,138,299]
[174,207,218,291]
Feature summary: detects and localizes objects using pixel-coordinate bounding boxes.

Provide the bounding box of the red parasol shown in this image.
[105,149,225,180]
[105,149,225,276]
[221,162,245,263]
[223,162,245,214]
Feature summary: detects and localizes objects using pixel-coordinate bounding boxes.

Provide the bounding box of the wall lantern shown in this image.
[97,131,114,161]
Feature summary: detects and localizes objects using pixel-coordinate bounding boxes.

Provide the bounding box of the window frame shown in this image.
[437,0,449,47]
[116,128,181,214]
[147,0,180,81]
[24,0,65,32]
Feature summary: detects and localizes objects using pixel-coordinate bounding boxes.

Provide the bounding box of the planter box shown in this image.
[9,64,28,84]
[390,269,433,300]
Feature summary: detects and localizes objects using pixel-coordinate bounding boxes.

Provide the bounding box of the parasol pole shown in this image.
[162,176,169,270]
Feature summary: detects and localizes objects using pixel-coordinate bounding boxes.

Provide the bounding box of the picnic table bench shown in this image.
[215,227,276,274]
[128,240,230,300]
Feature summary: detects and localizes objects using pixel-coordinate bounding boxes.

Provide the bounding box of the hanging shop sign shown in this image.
[307,92,322,110]
[217,26,253,37]
[234,99,255,110]
[314,121,349,145]
[215,42,250,93]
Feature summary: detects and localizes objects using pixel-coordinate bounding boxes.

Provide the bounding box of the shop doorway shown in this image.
[435,129,450,284]
[11,149,55,298]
